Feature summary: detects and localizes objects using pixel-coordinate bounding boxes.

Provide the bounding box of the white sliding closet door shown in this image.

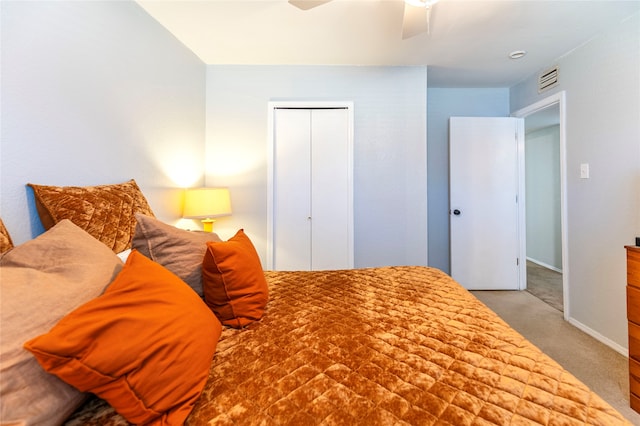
[273,108,312,270]
[270,105,353,271]
[310,109,351,270]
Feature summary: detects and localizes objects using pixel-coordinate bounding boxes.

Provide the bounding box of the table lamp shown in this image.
[182,187,232,232]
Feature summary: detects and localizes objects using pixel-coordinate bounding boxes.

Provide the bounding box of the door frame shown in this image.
[512,91,569,320]
[266,101,355,270]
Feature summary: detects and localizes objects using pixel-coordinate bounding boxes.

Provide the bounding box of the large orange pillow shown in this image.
[202,229,269,328]
[24,250,222,426]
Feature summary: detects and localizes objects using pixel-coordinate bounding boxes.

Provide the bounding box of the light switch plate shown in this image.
[580,163,590,179]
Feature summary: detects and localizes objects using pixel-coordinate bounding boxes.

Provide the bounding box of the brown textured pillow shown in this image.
[27,179,154,253]
[0,220,123,426]
[0,218,14,254]
[132,213,222,296]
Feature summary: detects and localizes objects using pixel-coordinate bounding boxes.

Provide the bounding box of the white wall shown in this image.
[526,125,562,270]
[1,0,206,244]
[205,66,428,268]
[426,88,510,274]
[511,11,640,351]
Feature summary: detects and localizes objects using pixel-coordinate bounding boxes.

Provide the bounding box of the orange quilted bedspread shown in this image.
[66,266,630,425]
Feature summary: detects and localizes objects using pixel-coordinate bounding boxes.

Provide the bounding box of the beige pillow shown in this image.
[27,179,154,253]
[132,214,222,296]
[0,220,123,426]
[0,218,14,254]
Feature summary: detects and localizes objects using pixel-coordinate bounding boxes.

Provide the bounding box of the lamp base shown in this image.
[201,218,216,233]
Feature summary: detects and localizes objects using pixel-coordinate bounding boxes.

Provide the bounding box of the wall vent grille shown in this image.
[538,66,559,93]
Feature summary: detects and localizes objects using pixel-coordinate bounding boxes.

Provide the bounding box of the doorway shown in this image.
[513,92,569,319]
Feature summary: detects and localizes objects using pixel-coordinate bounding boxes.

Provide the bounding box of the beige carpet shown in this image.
[471,289,640,425]
[526,260,563,312]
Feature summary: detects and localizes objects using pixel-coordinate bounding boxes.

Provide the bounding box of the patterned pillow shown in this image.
[0,218,14,254]
[28,179,154,253]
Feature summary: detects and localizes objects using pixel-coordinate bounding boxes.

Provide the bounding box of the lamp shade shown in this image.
[183,188,232,219]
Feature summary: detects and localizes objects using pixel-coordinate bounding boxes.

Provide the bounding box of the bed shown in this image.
[0,180,632,425]
[59,266,629,426]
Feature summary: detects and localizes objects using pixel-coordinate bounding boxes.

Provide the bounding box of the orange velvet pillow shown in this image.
[202,229,269,328]
[24,250,222,426]
[0,217,14,254]
[27,179,155,253]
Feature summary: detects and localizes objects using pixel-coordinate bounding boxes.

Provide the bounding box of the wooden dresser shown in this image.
[626,245,640,413]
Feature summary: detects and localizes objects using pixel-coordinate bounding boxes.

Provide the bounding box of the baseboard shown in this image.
[526,257,562,273]
[567,317,628,357]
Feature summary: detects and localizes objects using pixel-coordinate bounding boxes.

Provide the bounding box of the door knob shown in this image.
[452,209,461,216]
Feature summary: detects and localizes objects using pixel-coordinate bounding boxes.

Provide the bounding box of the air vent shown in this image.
[538,66,559,93]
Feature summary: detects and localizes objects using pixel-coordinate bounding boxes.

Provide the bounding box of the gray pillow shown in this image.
[132,214,222,296]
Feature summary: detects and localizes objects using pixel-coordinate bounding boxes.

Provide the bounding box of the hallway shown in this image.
[526,260,563,312]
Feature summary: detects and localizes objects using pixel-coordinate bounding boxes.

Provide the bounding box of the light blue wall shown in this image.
[525,125,561,270]
[511,11,640,350]
[1,0,206,244]
[426,88,510,274]
[205,66,428,268]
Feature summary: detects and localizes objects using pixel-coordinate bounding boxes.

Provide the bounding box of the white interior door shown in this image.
[310,109,351,270]
[273,108,312,270]
[449,117,524,290]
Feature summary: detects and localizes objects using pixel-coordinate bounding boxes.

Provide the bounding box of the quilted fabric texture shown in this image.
[28,180,154,253]
[0,217,14,254]
[65,266,630,426]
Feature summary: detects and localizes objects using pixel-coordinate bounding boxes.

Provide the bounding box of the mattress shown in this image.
[65,266,630,425]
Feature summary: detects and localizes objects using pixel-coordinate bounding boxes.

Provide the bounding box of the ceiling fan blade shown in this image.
[402,3,430,39]
[288,0,333,11]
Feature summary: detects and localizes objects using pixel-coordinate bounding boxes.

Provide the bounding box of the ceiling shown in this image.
[136,0,640,87]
